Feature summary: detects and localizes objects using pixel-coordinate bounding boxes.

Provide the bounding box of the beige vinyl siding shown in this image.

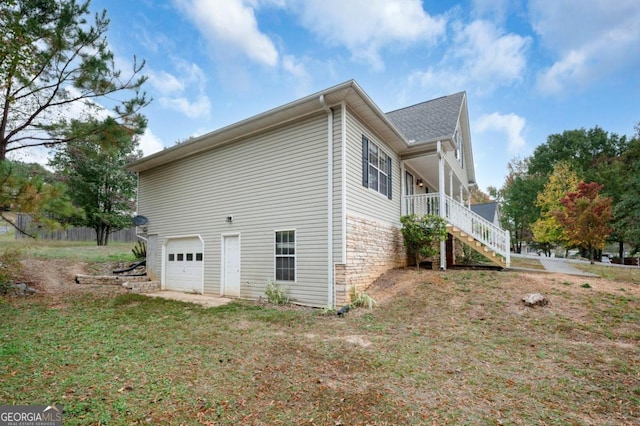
[138,112,330,306]
[444,148,469,189]
[344,107,402,225]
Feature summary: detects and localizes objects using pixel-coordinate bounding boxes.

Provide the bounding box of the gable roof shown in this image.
[128,80,407,173]
[470,202,499,223]
[385,92,466,145]
[127,80,471,176]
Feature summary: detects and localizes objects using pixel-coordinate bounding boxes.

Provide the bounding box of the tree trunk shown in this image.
[618,241,624,262]
[96,226,107,246]
[589,247,595,264]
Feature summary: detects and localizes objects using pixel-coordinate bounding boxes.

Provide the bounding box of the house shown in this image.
[126,80,509,308]
[470,202,502,227]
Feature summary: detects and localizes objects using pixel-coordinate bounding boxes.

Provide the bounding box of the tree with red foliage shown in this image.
[556,182,613,264]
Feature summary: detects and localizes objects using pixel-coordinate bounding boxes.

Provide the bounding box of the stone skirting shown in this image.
[122,280,160,293]
[75,274,150,286]
[335,214,406,305]
[74,274,159,293]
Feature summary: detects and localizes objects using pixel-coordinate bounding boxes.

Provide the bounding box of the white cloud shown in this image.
[148,70,184,95]
[471,0,509,21]
[159,95,211,119]
[281,54,313,95]
[138,129,164,156]
[531,0,640,95]
[288,0,445,70]
[148,61,211,119]
[409,20,530,96]
[174,0,279,67]
[475,112,526,154]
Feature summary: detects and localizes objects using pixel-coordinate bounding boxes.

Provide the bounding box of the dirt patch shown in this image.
[18,258,128,299]
[366,267,640,317]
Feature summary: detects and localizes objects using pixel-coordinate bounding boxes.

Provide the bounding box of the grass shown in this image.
[1,251,639,424]
[574,263,640,283]
[0,232,135,263]
[510,255,545,270]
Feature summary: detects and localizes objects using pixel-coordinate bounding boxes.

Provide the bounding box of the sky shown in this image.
[60,0,640,192]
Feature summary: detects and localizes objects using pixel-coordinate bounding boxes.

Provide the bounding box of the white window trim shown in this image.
[362,136,393,199]
[274,229,296,283]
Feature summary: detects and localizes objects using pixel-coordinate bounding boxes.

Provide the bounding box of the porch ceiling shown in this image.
[403,153,467,196]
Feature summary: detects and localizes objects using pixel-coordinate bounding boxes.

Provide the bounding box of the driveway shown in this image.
[537,257,599,277]
[512,253,600,277]
[141,291,233,307]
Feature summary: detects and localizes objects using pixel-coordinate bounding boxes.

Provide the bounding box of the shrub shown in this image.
[0,247,23,295]
[457,244,486,265]
[265,281,290,305]
[350,288,377,309]
[400,214,448,269]
[132,241,147,259]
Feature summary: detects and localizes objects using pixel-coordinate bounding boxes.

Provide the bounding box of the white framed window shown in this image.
[361,136,392,199]
[275,230,295,282]
[454,127,464,167]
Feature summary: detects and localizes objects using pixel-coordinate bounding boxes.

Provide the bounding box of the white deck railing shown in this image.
[403,193,511,268]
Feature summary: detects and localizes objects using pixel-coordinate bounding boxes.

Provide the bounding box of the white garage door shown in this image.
[165,237,203,292]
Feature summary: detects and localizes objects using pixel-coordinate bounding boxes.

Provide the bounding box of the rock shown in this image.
[7,282,37,296]
[522,293,548,307]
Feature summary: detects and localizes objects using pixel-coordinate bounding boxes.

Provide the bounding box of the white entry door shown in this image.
[223,235,240,297]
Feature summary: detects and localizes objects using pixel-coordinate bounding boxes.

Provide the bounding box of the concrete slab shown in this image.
[538,258,599,277]
[140,291,234,308]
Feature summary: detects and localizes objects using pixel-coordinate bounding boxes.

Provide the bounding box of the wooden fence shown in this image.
[14,214,138,243]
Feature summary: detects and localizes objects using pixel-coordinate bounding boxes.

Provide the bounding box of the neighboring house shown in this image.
[127,80,509,308]
[470,202,502,227]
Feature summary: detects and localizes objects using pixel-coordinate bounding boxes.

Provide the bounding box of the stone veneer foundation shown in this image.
[334,214,406,305]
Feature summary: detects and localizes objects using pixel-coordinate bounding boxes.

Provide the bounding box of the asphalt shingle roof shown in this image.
[385,92,465,145]
[470,202,499,223]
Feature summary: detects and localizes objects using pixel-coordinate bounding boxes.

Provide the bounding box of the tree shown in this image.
[0,160,82,235]
[556,182,613,264]
[498,159,544,253]
[527,127,629,179]
[0,0,149,161]
[531,162,580,255]
[521,126,629,257]
[613,127,640,254]
[469,187,491,204]
[400,214,448,270]
[50,118,141,245]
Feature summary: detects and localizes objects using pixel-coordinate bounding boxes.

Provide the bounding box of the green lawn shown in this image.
[0,229,135,262]
[1,266,639,425]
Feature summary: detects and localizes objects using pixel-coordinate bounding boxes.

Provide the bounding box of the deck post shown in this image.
[438,141,446,270]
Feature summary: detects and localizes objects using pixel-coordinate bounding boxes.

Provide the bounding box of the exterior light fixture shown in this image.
[417,179,424,187]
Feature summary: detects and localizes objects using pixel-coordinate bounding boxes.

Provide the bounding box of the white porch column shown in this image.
[437,141,446,270]
[459,185,463,204]
[400,160,406,215]
[449,170,453,199]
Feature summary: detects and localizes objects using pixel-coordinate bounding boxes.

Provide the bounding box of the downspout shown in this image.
[437,141,446,270]
[319,95,334,307]
[341,101,347,265]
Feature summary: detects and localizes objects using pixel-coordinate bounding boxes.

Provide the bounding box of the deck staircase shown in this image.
[403,193,510,268]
